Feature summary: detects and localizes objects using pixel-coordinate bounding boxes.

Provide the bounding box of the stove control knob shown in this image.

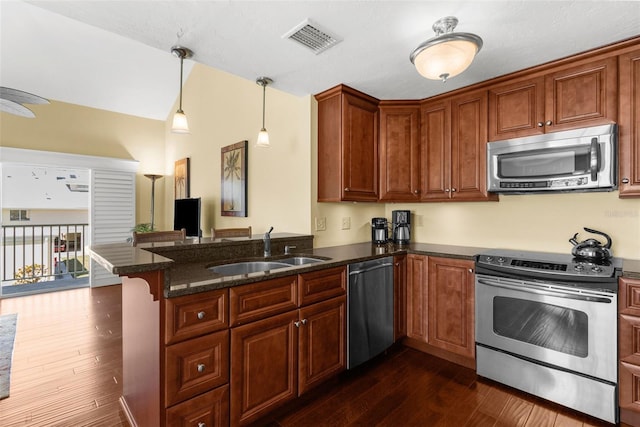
[592,266,603,273]
[485,256,494,262]
[574,264,585,271]
[497,257,505,263]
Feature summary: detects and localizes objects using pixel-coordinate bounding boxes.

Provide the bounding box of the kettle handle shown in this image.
[569,233,579,246]
[584,227,612,249]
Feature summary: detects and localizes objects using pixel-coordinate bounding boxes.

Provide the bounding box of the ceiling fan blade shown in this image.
[0,98,36,118]
[0,87,49,105]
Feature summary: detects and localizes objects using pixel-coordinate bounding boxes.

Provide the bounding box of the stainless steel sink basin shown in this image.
[208,261,291,276]
[279,256,326,266]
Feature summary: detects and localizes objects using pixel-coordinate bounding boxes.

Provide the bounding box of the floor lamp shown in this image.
[144,174,163,230]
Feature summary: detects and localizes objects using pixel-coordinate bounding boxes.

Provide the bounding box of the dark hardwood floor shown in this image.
[0,285,629,427]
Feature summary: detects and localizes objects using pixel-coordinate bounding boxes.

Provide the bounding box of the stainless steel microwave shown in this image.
[487,124,617,194]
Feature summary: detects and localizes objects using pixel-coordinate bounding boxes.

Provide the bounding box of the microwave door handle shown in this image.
[589,137,600,181]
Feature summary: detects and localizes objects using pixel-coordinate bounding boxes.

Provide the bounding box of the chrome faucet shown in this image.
[263,226,274,257]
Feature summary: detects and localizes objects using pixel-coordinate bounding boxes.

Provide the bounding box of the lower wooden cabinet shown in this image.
[427,257,475,359]
[230,269,347,426]
[405,254,476,365]
[619,276,640,426]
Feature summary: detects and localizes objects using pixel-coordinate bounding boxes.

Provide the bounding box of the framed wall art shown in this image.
[221,140,248,217]
[174,157,190,199]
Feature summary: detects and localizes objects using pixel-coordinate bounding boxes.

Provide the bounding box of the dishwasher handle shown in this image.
[349,262,394,276]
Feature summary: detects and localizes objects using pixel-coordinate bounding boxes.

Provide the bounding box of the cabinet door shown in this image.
[341,92,379,202]
[545,56,617,132]
[427,257,475,359]
[379,103,421,201]
[619,49,640,197]
[406,254,428,342]
[420,99,451,201]
[393,255,407,341]
[230,310,298,426]
[488,76,545,141]
[450,90,495,201]
[298,296,346,395]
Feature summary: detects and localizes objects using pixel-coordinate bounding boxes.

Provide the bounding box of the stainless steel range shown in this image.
[475,249,622,424]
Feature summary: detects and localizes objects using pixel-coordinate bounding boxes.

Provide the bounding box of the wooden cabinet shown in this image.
[488,56,617,141]
[406,254,428,342]
[619,48,640,197]
[393,254,407,341]
[619,276,640,426]
[421,90,496,202]
[230,268,347,426]
[427,257,475,359]
[315,84,379,202]
[378,101,421,201]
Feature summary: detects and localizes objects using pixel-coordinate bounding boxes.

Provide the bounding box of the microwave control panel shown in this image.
[500,177,589,189]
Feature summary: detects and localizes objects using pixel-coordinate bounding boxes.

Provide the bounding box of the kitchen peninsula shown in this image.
[89,233,482,427]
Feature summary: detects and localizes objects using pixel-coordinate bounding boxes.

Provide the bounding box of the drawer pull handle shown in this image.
[197,363,205,373]
[197,311,206,320]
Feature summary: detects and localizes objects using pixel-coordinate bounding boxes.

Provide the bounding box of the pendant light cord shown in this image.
[178,54,184,113]
[261,83,266,129]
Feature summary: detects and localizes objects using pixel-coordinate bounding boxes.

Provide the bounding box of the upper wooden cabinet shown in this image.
[315,85,379,202]
[421,90,497,202]
[378,101,421,201]
[619,48,640,197]
[488,56,618,141]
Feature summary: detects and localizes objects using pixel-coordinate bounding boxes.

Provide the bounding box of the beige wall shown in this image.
[0,101,166,227]
[161,65,311,236]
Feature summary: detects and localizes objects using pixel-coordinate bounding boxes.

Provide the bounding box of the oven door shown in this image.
[475,274,617,383]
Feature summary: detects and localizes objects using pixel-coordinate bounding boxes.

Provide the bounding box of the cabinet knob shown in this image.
[301,318,307,325]
[344,187,350,192]
[445,188,450,193]
[545,120,553,126]
[197,363,205,373]
[198,423,206,427]
[468,268,474,273]
[451,188,457,192]
[294,321,301,328]
[197,311,206,320]
[622,178,630,184]
[413,190,419,194]
[537,122,544,127]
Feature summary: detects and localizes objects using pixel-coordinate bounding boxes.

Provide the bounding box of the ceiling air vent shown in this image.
[283,19,341,55]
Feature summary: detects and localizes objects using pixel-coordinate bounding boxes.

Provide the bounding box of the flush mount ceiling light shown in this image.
[171,46,193,134]
[256,77,273,148]
[410,16,483,82]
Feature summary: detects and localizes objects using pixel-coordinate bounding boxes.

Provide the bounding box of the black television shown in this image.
[174,198,201,237]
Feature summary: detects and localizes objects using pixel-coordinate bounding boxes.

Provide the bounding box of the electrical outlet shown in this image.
[315,217,326,231]
[341,217,351,230]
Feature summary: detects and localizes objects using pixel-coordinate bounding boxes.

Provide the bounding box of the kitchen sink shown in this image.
[279,256,326,266]
[208,261,291,276]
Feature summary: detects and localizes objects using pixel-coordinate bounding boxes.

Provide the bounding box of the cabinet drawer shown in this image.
[165,289,228,345]
[230,276,298,326]
[620,361,640,412]
[165,330,229,407]
[298,266,346,307]
[620,277,640,316]
[166,385,229,427]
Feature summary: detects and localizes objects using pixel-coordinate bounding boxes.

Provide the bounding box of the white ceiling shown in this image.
[1,1,639,121]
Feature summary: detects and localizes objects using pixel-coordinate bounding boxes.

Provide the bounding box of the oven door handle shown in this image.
[476,278,613,303]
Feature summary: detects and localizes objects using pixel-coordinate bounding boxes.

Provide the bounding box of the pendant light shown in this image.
[410,16,482,82]
[171,46,193,134]
[256,77,273,147]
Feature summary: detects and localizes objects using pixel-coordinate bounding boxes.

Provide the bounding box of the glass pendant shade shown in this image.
[172,109,190,134]
[410,17,482,82]
[256,128,270,147]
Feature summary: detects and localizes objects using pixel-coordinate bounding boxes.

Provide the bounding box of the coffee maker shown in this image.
[371,217,389,244]
[392,210,411,245]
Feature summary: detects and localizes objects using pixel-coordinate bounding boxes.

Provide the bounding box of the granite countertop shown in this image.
[89,236,640,298]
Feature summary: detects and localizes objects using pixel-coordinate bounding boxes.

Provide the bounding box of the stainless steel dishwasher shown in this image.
[347,256,394,369]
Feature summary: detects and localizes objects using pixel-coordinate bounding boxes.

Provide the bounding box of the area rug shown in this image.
[0,313,18,400]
